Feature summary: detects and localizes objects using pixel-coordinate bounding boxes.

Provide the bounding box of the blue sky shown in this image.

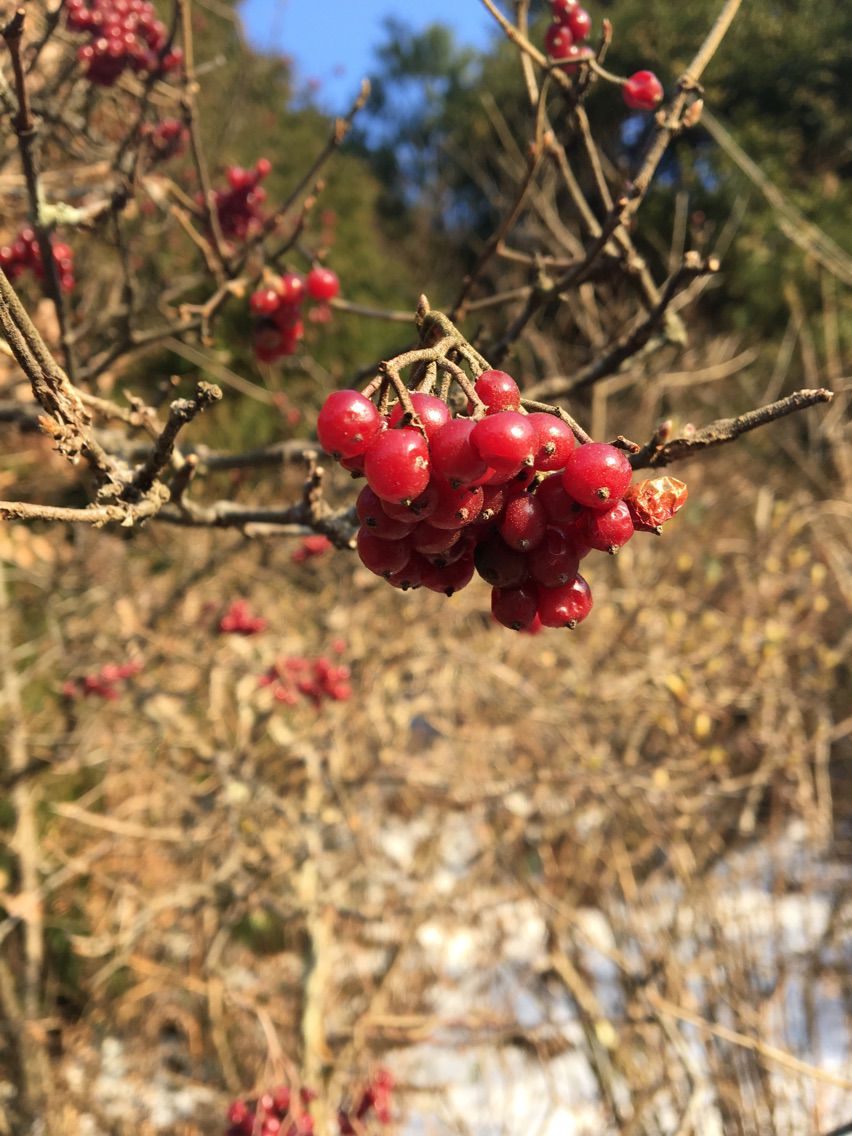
[239,0,497,111]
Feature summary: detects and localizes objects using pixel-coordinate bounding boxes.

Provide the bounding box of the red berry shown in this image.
[527,412,576,472]
[279,272,305,303]
[527,527,583,588]
[474,370,521,414]
[420,552,475,596]
[566,5,592,41]
[561,442,632,510]
[551,0,578,17]
[356,485,415,539]
[536,574,593,629]
[380,482,439,522]
[364,427,431,504]
[492,583,539,631]
[317,390,382,459]
[474,533,529,589]
[471,412,536,476]
[580,500,635,553]
[498,494,547,552]
[544,22,574,59]
[356,528,411,577]
[412,521,462,557]
[306,266,340,301]
[622,70,664,111]
[388,392,451,441]
[428,481,483,529]
[430,418,488,487]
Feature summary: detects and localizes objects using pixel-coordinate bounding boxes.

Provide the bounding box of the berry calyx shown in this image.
[622,70,664,111]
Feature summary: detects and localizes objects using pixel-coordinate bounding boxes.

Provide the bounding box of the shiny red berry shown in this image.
[306,266,340,301]
[623,70,664,111]
[536,574,593,629]
[561,442,632,510]
[317,390,382,459]
[364,427,431,504]
[474,370,521,414]
[527,412,576,472]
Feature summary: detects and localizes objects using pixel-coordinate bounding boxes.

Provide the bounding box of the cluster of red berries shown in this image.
[208,160,271,241]
[66,0,182,86]
[258,651,352,707]
[316,371,686,632]
[543,0,595,74]
[0,229,75,293]
[250,265,340,362]
[225,1073,392,1136]
[141,117,188,162]
[291,534,333,563]
[226,1085,316,1136]
[338,1069,394,1133]
[62,660,142,701]
[218,598,268,636]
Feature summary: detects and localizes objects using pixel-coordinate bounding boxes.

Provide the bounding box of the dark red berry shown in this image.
[420,552,475,596]
[561,442,633,510]
[356,485,415,539]
[551,0,578,17]
[622,70,664,111]
[317,390,382,459]
[364,427,431,504]
[428,481,483,529]
[528,527,583,587]
[474,533,529,589]
[498,494,547,551]
[356,528,411,577]
[536,574,593,628]
[492,583,540,631]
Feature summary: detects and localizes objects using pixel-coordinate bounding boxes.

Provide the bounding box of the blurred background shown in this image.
[0,0,849,1133]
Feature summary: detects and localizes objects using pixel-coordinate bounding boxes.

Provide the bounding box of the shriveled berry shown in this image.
[317,390,382,459]
[536,574,593,629]
[623,70,664,111]
[492,583,539,631]
[380,483,439,523]
[551,0,578,17]
[475,370,521,414]
[527,412,576,471]
[562,442,632,510]
[624,476,688,531]
[364,427,431,504]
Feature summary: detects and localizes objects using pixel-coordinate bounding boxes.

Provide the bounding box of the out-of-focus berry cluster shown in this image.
[66,0,182,86]
[62,660,142,700]
[225,1072,393,1136]
[250,265,340,362]
[0,229,75,293]
[258,646,351,707]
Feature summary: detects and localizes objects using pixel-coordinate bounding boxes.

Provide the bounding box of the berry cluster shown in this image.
[208,160,271,241]
[338,1069,394,1133]
[62,659,142,700]
[544,0,595,73]
[218,598,268,636]
[250,266,340,362]
[66,0,182,86]
[316,371,687,632]
[225,1073,392,1136]
[226,1086,315,1136]
[141,117,188,162]
[0,229,75,293]
[258,650,351,706]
